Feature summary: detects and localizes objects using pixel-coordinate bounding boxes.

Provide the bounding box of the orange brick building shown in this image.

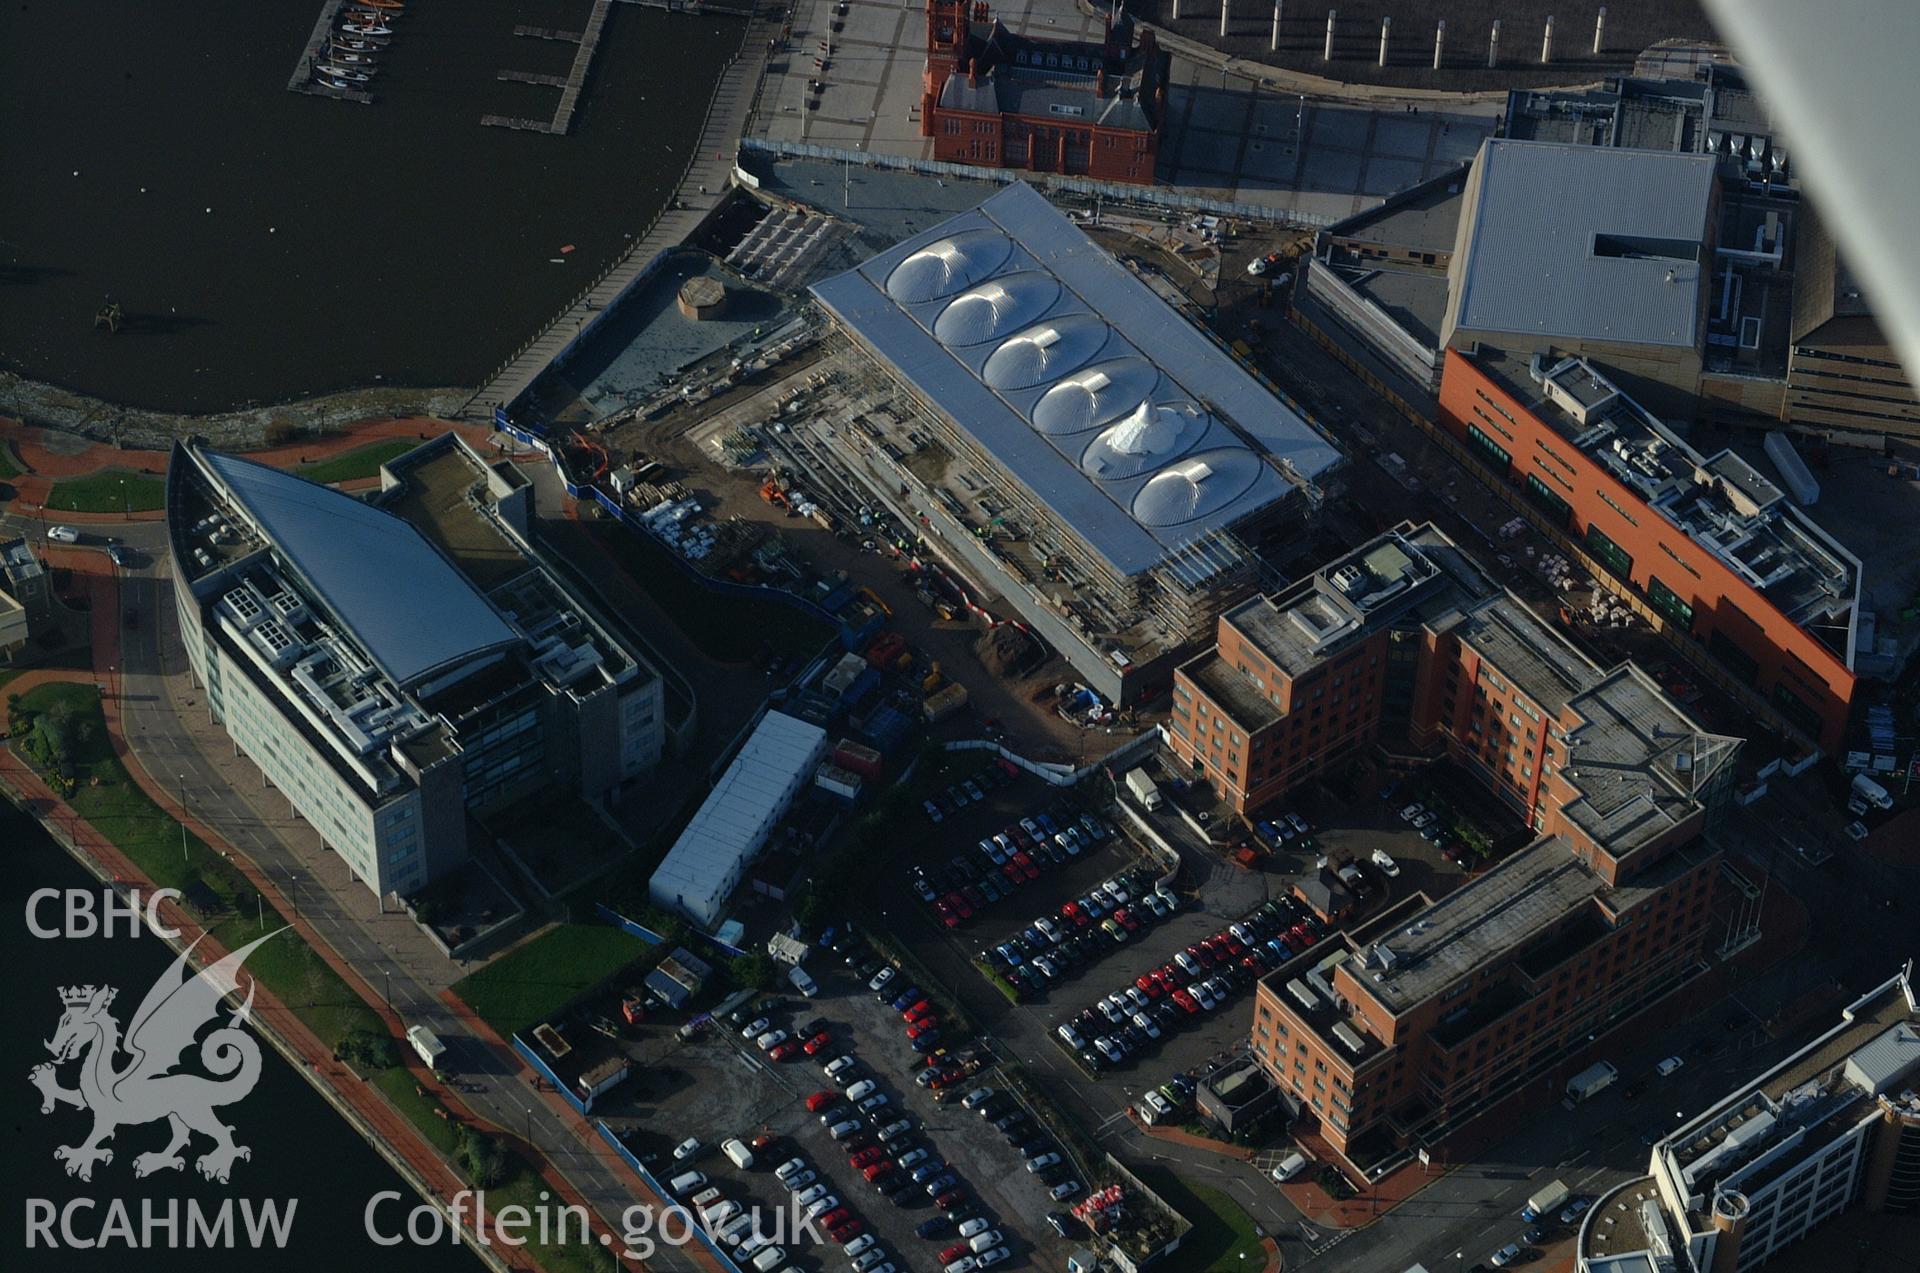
[1437,348,1861,752]
[920,1,1170,185]
[1171,524,1742,1176]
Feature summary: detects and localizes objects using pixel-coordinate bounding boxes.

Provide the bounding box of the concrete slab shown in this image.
[1300,145,1365,194]
[1309,106,1372,150]
[1361,155,1426,197]
[1371,115,1434,160]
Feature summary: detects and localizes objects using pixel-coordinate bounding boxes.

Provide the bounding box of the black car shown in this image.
[992,1112,1027,1133]
[915,1217,954,1239]
[1046,1212,1082,1239]
[1016,1138,1052,1160]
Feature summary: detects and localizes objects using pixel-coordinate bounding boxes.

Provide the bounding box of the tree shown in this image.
[730,953,778,992]
[455,1125,510,1188]
[794,890,829,931]
[338,1028,398,1072]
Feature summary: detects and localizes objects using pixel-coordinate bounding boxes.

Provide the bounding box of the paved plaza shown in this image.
[747,0,1498,221]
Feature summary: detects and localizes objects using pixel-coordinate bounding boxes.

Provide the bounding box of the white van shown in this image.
[1270,1151,1309,1183]
[789,965,819,997]
[749,1244,785,1272]
[721,1137,755,1170]
[716,1213,755,1245]
[968,1230,1003,1253]
[666,1169,706,1196]
[45,525,80,545]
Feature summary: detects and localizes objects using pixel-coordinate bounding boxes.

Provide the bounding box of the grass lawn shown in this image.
[489,1161,620,1273]
[578,517,831,663]
[453,922,655,1039]
[0,441,20,480]
[294,438,419,485]
[1131,1163,1266,1273]
[44,470,167,513]
[371,1067,461,1157]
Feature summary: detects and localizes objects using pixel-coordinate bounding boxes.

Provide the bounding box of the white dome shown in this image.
[1080,401,1209,481]
[1131,449,1265,527]
[1031,359,1159,435]
[885,230,1014,304]
[934,273,1061,346]
[982,315,1110,391]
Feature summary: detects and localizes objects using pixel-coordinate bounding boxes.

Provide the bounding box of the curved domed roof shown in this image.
[982,315,1111,391]
[885,230,1014,304]
[1030,359,1160,435]
[1079,401,1210,481]
[1131,450,1266,527]
[933,273,1062,347]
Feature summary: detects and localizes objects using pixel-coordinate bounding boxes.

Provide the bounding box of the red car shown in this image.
[1135,973,1163,999]
[935,900,959,928]
[1171,988,1201,1014]
[862,1162,894,1183]
[807,1090,837,1113]
[1001,864,1024,889]
[819,1208,851,1231]
[1061,901,1089,928]
[850,1146,886,1169]
[928,1068,966,1090]
[802,1030,834,1055]
[907,1018,942,1040]
[935,1188,965,1210]
[1011,852,1040,881]
[903,999,934,1022]
[826,1219,863,1243]
[1290,924,1318,947]
[1113,907,1140,933]
[769,1040,802,1062]
[940,1244,970,1265]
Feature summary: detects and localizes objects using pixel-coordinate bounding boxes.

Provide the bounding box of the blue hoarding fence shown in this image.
[511,1034,588,1115]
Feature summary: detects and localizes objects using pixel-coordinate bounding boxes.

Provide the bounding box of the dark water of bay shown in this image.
[0,0,744,413]
[0,799,483,1271]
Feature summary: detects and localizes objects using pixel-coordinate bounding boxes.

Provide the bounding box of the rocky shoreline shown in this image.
[0,370,472,451]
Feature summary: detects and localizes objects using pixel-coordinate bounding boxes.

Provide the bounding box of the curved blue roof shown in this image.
[200,450,520,687]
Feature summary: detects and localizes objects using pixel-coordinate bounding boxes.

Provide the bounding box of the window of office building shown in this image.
[1585,524,1634,581]
[1709,629,1761,684]
[1647,576,1695,630]
[1525,473,1573,527]
[1466,424,1513,472]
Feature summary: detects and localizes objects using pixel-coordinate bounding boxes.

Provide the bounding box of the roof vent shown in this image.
[1330,564,1370,596]
[1030,327,1062,350]
[1082,370,1111,393]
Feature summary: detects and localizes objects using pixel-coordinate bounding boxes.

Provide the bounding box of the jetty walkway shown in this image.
[461,5,777,420]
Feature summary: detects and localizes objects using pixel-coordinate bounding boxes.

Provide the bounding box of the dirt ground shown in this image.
[602,389,1157,767]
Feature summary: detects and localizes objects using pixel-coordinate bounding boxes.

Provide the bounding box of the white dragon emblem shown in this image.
[29,930,280,1184]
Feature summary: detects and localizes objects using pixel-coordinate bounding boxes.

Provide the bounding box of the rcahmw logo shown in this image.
[24,926,300,1249]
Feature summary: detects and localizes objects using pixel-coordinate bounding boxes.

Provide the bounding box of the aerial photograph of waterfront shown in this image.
[3,1,1917,1272]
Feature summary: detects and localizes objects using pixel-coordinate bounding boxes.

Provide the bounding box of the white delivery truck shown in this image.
[406,1024,447,1069]
[1520,1179,1570,1222]
[1125,768,1164,812]
[1565,1060,1618,1103]
[1851,773,1894,810]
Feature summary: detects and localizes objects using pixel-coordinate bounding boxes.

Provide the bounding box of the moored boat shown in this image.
[340,21,392,35]
[315,72,354,90]
[325,46,377,65]
[315,62,371,82]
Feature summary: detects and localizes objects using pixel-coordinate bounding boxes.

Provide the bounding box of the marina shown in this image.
[289,0,403,101]
[486,0,613,136]
[465,3,775,416]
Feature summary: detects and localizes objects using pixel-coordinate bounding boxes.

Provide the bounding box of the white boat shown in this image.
[316,62,371,82]
[332,33,386,51]
[326,47,377,65]
[340,20,392,35]
[316,73,354,90]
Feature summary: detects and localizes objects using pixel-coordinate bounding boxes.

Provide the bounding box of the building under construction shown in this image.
[808,182,1344,704]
